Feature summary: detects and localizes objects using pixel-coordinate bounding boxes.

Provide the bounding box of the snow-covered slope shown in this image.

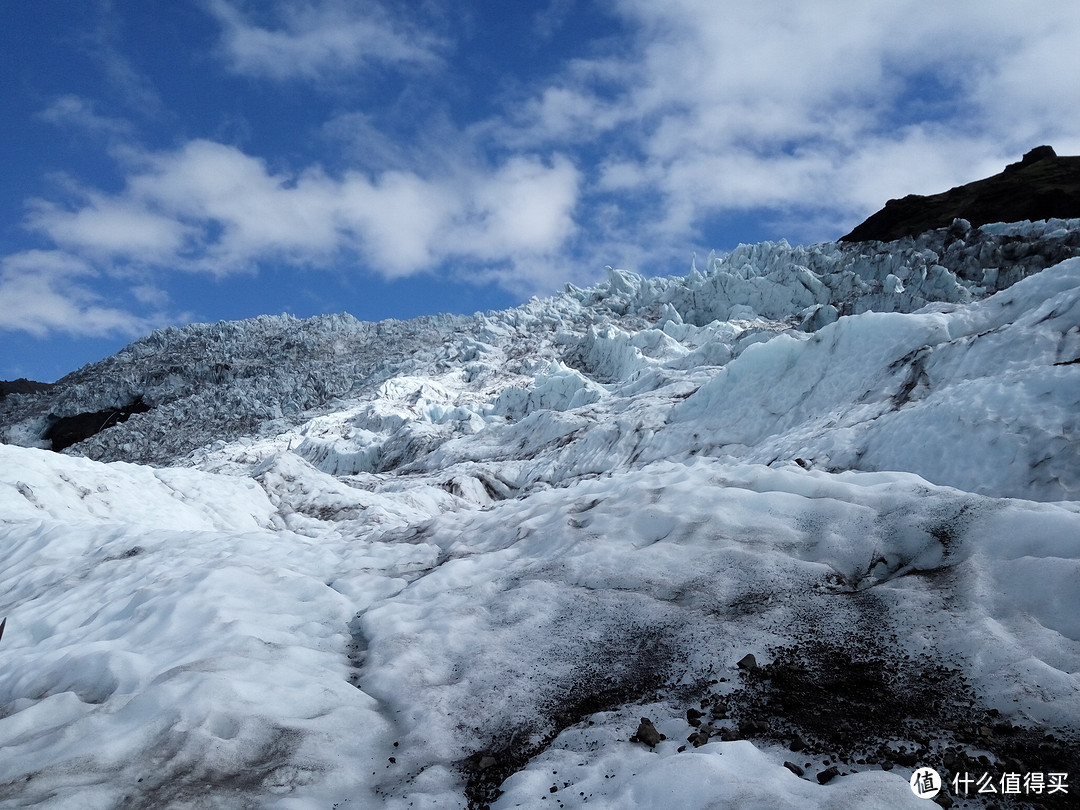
[1,220,1079,809]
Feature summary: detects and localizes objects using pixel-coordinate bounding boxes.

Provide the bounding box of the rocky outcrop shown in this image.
[0,378,53,400]
[842,146,1080,242]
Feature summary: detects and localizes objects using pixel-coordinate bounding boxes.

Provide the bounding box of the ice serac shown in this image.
[671,257,1080,500]
[2,219,1078,467]
[1,218,1079,809]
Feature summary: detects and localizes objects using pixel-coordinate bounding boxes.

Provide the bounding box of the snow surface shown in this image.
[1,220,1079,808]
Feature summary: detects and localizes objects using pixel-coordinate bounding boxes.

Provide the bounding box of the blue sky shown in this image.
[3,0,1079,382]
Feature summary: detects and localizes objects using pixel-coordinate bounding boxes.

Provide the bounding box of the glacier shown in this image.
[1,219,1079,809]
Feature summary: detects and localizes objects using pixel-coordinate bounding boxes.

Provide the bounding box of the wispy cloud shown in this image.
[205,0,447,81]
[23,139,581,285]
[27,192,192,264]
[498,0,1080,249]
[0,251,158,338]
[82,1,166,117]
[37,95,133,137]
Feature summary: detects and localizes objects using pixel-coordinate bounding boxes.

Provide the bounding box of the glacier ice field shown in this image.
[1,219,1079,808]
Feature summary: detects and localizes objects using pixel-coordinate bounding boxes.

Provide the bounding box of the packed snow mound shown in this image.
[1,220,1079,809]
[2,451,1079,809]
[0,444,276,532]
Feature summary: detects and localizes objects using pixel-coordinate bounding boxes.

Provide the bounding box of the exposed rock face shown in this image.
[0,379,53,400]
[842,146,1080,242]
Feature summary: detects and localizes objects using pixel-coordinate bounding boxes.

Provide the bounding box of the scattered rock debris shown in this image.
[461,635,1078,808]
[736,653,758,671]
[632,718,663,748]
[460,627,673,810]
[816,764,840,784]
[704,637,1080,807]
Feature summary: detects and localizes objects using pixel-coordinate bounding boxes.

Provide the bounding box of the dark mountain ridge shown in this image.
[0,378,53,400]
[842,146,1080,242]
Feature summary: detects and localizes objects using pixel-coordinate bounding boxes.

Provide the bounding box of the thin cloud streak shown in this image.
[205,0,447,81]
[36,95,134,137]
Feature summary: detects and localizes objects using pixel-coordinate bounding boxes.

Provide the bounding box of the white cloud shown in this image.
[451,156,581,259]
[19,139,582,288]
[132,141,343,269]
[336,155,581,278]
[26,194,193,263]
[37,95,132,137]
[337,170,459,275]
[966,22,1080,151]
[0,251,156,338]
[206,0,445,81]
[500,0,1080,250]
